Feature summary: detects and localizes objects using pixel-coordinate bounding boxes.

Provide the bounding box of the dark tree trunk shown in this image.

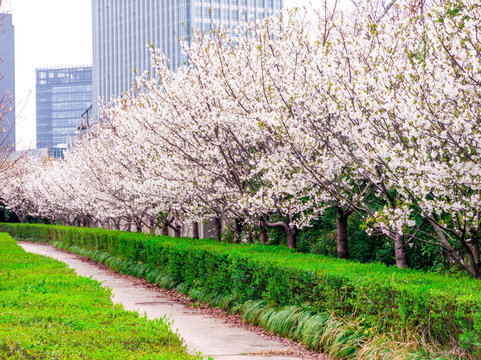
[259,221,268,245]
[214,217,222,241]
[470,234,481,278]
[336,208,350,259]
[174,223,182,238]
[394,232,407,268]
[192,221,199,239]
[286,225,297,249]
[262,216,297,249]
[162,223,169,236]
[134,218,142,233]
[114,219,121,230]
[18,213,27,223]
[149,217,156,234]
[233,218,244,243]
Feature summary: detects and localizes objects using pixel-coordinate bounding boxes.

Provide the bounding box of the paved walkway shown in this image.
[19,242,322,360]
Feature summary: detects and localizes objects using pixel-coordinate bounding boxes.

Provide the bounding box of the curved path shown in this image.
[18,242,324,360]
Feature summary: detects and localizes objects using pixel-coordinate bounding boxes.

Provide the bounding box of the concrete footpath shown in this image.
[18,242,323,360]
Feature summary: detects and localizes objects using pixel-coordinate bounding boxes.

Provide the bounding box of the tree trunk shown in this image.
[214,217,222,241]
[233,218,244,243]
[336,208,350,259]
[259,221,268,245]
[470,233,481,278]
[286,225,297,249]
[134,218,142,233]
[394,232,407,268]
[149,217,157,234]
[192,221,199,239]
[174,223,182,237]
[262,216,296,249]
[162,223,169,236]
[18,213,26,223]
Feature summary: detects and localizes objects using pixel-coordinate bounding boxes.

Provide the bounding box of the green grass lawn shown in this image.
[0,233,200,360]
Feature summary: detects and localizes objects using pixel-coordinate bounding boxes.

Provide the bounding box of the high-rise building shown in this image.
[92,0,283,115]
[36,66,93,149]
[0,13,15,151]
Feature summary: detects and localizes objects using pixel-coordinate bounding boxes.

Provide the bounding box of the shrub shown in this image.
[2,223,478,358]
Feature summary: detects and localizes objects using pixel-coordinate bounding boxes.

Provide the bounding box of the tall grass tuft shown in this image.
[238,300,364,357]
[237,300,463,359]
[357,332,468,360]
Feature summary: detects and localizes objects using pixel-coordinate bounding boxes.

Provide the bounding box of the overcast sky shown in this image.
[4,0,332,150]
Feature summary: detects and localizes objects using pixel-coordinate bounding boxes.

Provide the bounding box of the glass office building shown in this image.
[92,0,283,115]
[0,13,15,151]
[36,66,93,149]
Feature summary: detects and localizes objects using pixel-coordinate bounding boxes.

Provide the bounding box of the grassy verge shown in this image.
[1,223,476,359]
[0,233,200,360]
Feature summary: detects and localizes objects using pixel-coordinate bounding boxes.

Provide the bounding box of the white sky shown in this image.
[5,0,333,150]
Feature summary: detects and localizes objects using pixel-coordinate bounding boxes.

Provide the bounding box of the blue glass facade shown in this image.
[0,13,16,151]
[36,66,93,149]
[92,0,283,116]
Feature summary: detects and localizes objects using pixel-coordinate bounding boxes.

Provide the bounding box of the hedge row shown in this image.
[0,232,197,360]
[3,223,481,356]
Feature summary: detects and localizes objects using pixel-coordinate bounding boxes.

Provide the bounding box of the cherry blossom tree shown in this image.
[2,0,481,277]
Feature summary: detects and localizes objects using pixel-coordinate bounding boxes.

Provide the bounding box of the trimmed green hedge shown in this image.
[3,223,480,357]
[0,232,198,360]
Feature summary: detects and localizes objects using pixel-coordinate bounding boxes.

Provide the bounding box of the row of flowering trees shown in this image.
[2,0,481,276]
